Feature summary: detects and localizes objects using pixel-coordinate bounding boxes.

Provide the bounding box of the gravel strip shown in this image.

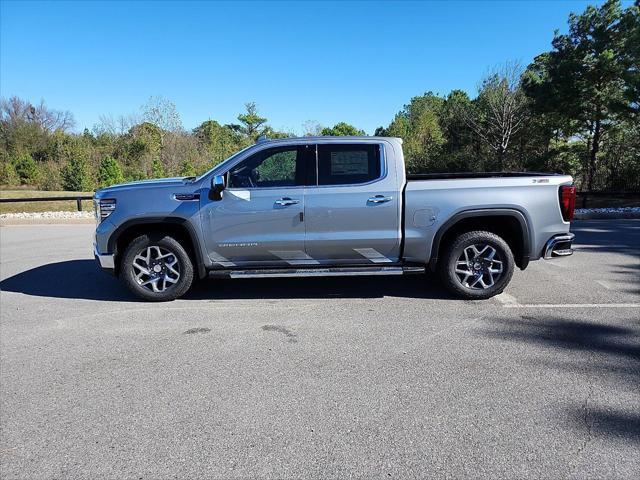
[0,211,94,220]
[574,206,640,219]
[0,211,95,225]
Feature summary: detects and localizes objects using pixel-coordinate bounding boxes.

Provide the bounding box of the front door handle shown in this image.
[275,197,300,206]
[367,195,393,204]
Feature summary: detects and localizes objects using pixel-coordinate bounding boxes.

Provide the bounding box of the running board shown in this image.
[209,265,424,279]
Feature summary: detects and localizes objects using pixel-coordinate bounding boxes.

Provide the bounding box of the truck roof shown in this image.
[257,136,402,145]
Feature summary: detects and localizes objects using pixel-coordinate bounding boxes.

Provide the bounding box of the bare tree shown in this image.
[302,120,323,136]
[93,113,140,136]
[1,96,75,132]
[141,96,183,133]
[462,62,529,166]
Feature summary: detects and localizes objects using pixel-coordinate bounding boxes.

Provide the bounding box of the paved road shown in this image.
[1,221,638,479]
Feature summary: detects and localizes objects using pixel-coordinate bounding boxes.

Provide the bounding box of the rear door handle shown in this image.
[275,197,300,206]
[367,195,392,204]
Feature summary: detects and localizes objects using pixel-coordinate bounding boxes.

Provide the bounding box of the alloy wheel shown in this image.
[132,245,181,293]
[454,244,504,290]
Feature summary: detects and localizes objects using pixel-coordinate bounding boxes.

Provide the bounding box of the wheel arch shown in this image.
[428,208,532,272]
[107,217,206,279]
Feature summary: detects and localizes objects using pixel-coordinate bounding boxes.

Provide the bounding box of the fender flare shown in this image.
[428,208,532,271]
[107,217,207,279]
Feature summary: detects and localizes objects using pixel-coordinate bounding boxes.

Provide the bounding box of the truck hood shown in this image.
[95,177,197,197]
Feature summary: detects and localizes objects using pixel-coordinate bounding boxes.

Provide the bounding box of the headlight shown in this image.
[95,198,116,222]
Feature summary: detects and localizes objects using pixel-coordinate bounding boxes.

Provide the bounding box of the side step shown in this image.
[209,265,424,279]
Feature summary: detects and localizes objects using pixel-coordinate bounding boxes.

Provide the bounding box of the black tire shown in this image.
[439,230,514,300]
[120,234,194,301]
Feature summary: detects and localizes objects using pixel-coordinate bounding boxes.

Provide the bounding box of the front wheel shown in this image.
[439,230,514,300]
[120,234,194,301]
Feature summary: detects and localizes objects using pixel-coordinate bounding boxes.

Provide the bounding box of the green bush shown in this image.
[13,153,40,185]
[97,156,124,188]
[0,158,19,185]
[180,160,196,177]
[38,162,63,191]
[61,157,93,191]
[151,157,165,178]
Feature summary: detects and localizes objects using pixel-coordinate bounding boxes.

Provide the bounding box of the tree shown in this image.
[523,0,639,189]
[302,120,323,136]
[180,159,197,177]
[97,156,124,188]
[194,120,245,167]
[0,96,74,133]
[141,96,183,133]
[462,62,530,168]
[321,122,365,136]
[61,157,92,191]
[0,157,19,185]
[384,93,446,172]
[151,157,165,178]
[13,152,39,185]
[237,102,267,139]
[37,161,62,191]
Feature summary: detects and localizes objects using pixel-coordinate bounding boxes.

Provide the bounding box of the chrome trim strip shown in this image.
[543,233,575,259]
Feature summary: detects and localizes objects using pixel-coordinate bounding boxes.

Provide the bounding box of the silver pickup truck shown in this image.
[94,136,576,301]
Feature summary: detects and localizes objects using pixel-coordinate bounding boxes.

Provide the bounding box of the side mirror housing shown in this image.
[210,174,226,200]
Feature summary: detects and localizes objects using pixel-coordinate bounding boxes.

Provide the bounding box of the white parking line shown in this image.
[595,280,615,290]
[574,244,637,250]
[545,261,568,268]
[495,293,520,306]
[502,303,640,309]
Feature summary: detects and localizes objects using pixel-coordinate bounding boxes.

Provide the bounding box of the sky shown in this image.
[0,0,622,135]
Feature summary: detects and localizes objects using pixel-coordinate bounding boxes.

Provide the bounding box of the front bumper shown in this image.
[94,246,116,274]
[543,233,575,259]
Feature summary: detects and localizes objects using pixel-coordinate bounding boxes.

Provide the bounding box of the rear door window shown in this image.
[317,144,381,185]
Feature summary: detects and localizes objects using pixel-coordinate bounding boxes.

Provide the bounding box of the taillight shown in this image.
[559,185,576,222]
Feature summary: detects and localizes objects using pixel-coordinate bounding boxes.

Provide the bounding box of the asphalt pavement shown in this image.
[0,220,638,479]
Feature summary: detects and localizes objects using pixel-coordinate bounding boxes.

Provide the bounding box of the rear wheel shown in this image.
[439,230,514,300]
[120,234,194,301]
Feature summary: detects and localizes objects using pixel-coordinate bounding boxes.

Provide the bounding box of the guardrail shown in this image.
[0,195,94,211]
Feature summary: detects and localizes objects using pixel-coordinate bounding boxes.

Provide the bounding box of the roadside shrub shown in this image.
[38,161,63,191]
[97,156,124,188]
[13,153,40,185]
[61,157,93,191]
[0,158,20,186]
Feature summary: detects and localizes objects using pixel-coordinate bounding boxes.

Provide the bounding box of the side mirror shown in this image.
[210,174,226,201]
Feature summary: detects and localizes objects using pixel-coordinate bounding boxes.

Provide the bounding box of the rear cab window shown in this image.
[317,144,382,186]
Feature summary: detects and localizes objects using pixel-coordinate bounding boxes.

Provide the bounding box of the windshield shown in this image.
[197,144,256,181]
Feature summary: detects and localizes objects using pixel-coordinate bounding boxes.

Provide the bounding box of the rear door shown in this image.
[200,144,314,267]
[304,142,401,264]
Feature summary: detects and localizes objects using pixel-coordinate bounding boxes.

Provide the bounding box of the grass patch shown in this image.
[0,188,94,214]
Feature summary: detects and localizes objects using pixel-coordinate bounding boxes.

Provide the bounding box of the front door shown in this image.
[304,143,401,264]
[200,145,313,267]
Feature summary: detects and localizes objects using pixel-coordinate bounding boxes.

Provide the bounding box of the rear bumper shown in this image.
[543,233,575,259]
